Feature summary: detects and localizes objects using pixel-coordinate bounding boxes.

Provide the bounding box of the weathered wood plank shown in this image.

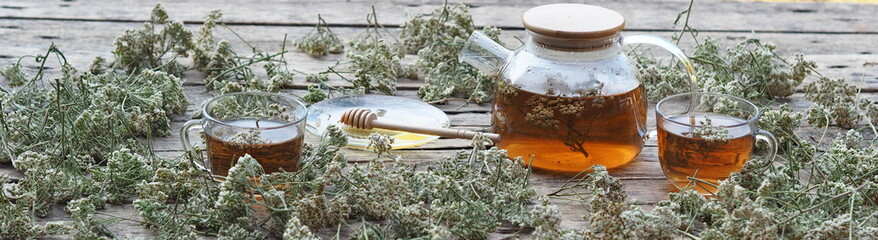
[1,0,876,33]
[5,18,875,56]
[2,1,876,238]
[0,20,875,91]
[35,204,159,239]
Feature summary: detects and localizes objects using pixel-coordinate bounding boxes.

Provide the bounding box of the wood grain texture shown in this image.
[0,20,875,91]
[1,0,877,238]
[1,0,877,33]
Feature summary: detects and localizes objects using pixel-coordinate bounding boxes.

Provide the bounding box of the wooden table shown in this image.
[1,0,876,238]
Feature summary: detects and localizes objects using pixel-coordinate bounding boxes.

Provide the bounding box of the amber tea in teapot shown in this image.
[460,4,696,172]
[493,80,647,171]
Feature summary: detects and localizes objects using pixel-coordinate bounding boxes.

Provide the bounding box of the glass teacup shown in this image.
[656,92,777,194]
[180,92,307,176]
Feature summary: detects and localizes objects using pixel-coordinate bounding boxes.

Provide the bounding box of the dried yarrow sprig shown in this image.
[206,95,295,123]
[803,76,878,129]
[541,165,682,239]
[191,9,233,78]
[100,4,193,76]
[0,45,186,163]
[401,4,502,103]
[758,104,802,151]
[132,127,537,239]
[0,44,183,238]
[561,1,878,238]
[0,62,27,87]
[0,172,71,238]
[66,197,113,239]
[634,37,816,102]
[689,116,730,141]
[345,7,407,95]
[299,65,368,105]
[366,132,394,156]
[302,85,329,104]
[192,10,295,94]
[295,14,344,56]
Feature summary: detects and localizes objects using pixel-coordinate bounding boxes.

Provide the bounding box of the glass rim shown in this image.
[202,91,308,130]
[656,92,761,128]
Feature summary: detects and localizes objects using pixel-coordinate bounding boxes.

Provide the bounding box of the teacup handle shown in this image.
[755,129,779,162]
[180,119,211,172]
[622,35,698,97]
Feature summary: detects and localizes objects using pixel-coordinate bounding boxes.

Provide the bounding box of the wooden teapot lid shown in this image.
[522,4,625,39]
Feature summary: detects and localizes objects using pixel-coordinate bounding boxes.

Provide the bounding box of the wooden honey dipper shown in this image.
[340,108,501,142]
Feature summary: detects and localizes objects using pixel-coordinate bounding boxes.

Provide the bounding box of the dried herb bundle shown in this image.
[1,45,186,163]
[193,10,296,94]
[0,44,185,238]
[537,166,681,239]
[295,14,345,56]
[132,128,535,239]
[803,77,878,128]
[635,38,816,102]
[401,4,502,103]
[102,4,193,76]
[0,2,876,239]
[345,7,408,95]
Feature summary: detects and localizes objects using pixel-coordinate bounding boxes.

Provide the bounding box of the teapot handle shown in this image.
[622,35,698,94]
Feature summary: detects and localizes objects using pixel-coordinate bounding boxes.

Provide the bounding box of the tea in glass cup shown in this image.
[181,92,307,176]
[655,92,777,194]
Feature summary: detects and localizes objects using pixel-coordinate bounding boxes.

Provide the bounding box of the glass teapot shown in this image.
[460,4,695,172]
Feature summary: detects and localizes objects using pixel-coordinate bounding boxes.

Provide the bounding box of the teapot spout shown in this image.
[459,31,512,75]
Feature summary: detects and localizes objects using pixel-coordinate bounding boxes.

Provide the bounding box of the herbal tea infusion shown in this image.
[658,115,754,191]
[205,120,304,176]
[655,92,777,193]
[493,81,647,171]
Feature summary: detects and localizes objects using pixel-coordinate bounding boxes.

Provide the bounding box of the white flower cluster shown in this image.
[402,4,502,103]
[295,15,344,57]
[636,38,815,102]
[347,12,406,95]
[537,165,682,239]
